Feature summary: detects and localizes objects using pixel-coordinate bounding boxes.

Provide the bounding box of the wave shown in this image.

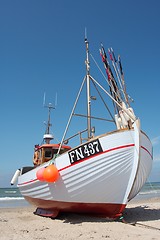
[139,191,159,195]
[5,191,17,194]
[0,197,24,201]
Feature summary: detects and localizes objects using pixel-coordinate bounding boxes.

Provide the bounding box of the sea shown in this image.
[0,187,30,208]
[0,182,160,208]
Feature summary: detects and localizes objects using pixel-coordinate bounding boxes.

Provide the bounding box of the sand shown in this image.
[0,198,160,240]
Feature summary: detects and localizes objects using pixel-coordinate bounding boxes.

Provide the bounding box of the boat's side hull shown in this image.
[128,129,153,200]
[18,125,152,218]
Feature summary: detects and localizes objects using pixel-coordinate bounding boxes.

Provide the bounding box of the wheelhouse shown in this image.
[33,144,71,166]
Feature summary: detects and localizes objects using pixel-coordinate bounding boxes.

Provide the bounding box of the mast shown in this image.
[85,37,92,139]
[43,103,54,144]
[46,103,53,134]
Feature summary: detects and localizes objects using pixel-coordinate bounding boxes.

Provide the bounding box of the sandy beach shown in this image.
[0,198,160,240]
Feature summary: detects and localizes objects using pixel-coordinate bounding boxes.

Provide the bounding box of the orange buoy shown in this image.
[43,164,59,182]
[36,167,45,181]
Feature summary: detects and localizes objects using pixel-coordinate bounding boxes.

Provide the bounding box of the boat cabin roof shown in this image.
[38,144,71,150]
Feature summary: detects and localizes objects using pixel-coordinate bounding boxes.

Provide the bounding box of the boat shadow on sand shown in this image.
[123,205,160,223]
[51,205,160,225]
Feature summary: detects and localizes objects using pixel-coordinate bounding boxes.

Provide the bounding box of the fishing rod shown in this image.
[108,48,125,100]
[100,45,122,102]
[99,44,122,113]
[110,47,130,106]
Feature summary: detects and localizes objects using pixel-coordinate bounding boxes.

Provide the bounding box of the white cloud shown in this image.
[148,160,160,182]
[153,153,160,162]
[151,136,160,146]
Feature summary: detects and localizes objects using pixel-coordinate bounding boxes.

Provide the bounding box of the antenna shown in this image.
[43,92,46,107]
[55,92,58,108]
[43,92,57,109]
[85,27,87,40]
[42,92,56,144]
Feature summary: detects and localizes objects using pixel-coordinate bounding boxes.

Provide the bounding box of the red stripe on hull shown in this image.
[18,143,136,186]
[24,196,126,219]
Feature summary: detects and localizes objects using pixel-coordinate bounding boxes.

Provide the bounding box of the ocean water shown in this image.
[0,182,160,208]
[133,182,160,200]
[0,187,30,208]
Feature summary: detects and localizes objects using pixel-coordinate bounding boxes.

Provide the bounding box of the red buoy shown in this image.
[36,167,45,181]
[43,165,59,182]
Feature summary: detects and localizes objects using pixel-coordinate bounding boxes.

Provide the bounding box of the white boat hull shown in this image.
[18,121,152,218]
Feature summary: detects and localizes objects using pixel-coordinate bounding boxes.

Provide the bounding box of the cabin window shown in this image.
[45,149,52,158]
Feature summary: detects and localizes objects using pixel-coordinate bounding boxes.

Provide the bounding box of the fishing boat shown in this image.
[11,38,153,219]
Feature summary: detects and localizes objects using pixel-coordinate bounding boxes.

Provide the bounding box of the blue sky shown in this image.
[0,0,160,187]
